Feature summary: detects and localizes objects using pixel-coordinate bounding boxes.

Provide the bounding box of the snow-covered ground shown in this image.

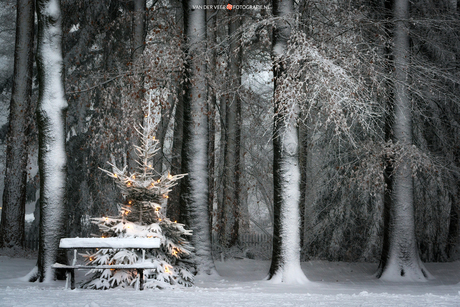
[1,255,460,306]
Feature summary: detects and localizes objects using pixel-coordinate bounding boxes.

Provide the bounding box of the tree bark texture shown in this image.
[206,0,217,238]
[377,0,394,275]
[132,0,146,59]
[168,0,185,223]
[128,0,147,173]
[0,0,35,249]
[32,0,68,282]
[220,3,242,249]
[181,0,216,275]
[378,0,431,281]
[268,0,308,284]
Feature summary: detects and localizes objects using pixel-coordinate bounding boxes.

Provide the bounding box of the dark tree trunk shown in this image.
[0,0,35,249]
[167,0,185,223]
[377,0,394,274]
[206,1,217,237]
[220,3,242,249]
[128,0,146,172]
[132,0,146,59]
[298,122,307,254]
[446,186,460,258]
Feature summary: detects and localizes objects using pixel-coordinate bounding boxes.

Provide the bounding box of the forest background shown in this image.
[0,0,459,283]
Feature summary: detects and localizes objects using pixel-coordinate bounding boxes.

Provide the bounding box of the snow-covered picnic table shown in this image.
[52,237,161,290]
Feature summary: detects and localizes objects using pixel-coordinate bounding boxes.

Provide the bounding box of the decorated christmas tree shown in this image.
[82,97,194,289]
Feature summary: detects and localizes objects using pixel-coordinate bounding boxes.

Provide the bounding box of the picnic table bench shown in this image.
[52,237,161,290]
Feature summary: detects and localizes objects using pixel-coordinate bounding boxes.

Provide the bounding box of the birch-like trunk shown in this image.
[267,0,308,284]
[0,0,35,249]
[378,0,430,281]
[181,0,216,275]
[30,0,68,282]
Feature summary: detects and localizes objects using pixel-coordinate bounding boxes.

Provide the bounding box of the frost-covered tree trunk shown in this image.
[0,0,35,249]
[220,4,242,249]
[267,0,308,284]
[181,0,216,275]
[30,0,68,282]
[378,0,430,281]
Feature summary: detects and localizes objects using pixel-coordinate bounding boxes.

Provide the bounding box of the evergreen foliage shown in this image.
[82,97,193,289]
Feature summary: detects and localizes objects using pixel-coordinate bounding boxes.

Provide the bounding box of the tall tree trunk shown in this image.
[220,4,242,249]
[181,0,216,275]
[267,0,308,284]
[206,1,217,237]
[167,0,185,223]
[133,0,146,59]
[29,0,67,282]
[377,0,394,275]
[128,0,146,172]
[0,0,35,249]
[298,118,307,253]
[216,71,227,242]
[378,0,431,281]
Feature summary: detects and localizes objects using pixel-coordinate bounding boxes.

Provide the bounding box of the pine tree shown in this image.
[82,96,194,289]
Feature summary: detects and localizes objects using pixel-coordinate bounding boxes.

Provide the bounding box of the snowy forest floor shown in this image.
[1,255,460,306]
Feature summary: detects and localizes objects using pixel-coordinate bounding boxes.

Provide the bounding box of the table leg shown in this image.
[71,269,75,290]
[139,269,144,290]
[65,270,71,290]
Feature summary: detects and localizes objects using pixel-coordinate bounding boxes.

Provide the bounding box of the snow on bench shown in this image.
[59,237,161,249]
[52,237,161,290]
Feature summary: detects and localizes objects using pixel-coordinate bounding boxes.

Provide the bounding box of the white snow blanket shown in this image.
[2,256,460,306]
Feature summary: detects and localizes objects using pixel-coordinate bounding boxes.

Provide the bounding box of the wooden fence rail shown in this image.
[212,233,273,259]
[24,232,39,251]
